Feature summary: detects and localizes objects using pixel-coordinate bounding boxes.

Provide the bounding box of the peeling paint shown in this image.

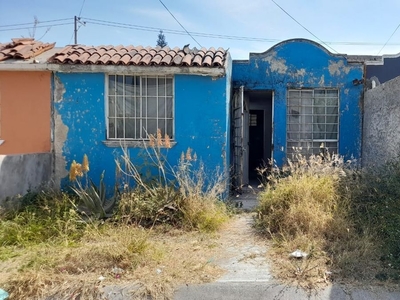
[296,68,306,77]
[318,75,325,86]
[263,51,288,74]
[54,75,66,103]
[53,113,69,188]
[328,60,350,76]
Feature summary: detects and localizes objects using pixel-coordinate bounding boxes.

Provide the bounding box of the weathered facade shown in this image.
[231,39,364,185]
[50,45,232,193]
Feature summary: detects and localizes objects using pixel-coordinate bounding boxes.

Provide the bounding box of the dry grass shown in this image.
[0,224,223,300]
[255,152,382,289]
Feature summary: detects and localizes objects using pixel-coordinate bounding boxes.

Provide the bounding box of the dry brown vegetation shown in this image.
[255,151,400,290]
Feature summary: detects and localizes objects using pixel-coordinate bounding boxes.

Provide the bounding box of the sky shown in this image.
[1,0,400,59]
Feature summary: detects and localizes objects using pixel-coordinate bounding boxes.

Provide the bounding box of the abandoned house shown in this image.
[0,37,396,200]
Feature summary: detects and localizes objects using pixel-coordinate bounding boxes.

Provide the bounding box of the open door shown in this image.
[232,86,245,190]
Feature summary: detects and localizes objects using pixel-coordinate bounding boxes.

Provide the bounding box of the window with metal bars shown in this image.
[107,75,173,140]
[287,89,339,157]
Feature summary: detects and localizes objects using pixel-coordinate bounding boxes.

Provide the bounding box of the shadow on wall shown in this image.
[0,153,52,205]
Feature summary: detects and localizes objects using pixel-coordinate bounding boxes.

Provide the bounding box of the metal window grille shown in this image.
[287,89,339,157]
[107,75,174,140]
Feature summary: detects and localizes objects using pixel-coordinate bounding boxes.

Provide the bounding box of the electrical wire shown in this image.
[377,22,400,55]
[78,0,86,17]
[157,0,202,47]
[271,0,338,53]
[0,22,73,32]
[0,18,72,28]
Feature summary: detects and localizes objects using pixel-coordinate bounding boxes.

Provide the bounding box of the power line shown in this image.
[271,0,338,53]
[78,0,86,17]
[157,0,202,48]
[0,18,72,28]
[81,18,400,47]
[377,22,400,55]
[0,22,73,32]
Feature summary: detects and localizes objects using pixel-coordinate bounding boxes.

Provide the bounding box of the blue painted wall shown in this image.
[54,71,230,195]
[232,39,364,166]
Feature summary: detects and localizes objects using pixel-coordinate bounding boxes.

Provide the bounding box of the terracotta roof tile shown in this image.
[0,38,55,62]
[50,44,227,68]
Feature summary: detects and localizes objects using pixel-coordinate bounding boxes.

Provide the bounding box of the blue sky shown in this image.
[1,0,400,59]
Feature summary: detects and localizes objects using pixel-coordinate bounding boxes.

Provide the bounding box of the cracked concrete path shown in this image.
[213,214,271,283]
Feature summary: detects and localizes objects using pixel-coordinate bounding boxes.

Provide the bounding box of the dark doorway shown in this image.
[249,109,264,179]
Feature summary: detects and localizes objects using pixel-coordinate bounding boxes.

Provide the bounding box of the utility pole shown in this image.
[74,16,78,44]
[74,16,86,44]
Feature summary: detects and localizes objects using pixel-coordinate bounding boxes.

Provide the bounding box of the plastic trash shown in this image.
[0,288,9,300]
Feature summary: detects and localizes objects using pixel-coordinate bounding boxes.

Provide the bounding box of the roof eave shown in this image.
[0,62,225,76]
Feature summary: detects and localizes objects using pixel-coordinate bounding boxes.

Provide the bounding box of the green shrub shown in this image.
[0,192,84,246]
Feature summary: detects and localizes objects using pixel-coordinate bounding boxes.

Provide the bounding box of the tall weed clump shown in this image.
[116,129,229,232]
[346,158,400,281]
[255,151,379,282]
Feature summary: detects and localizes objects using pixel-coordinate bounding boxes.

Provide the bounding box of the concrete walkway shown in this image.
[174,214,400,300]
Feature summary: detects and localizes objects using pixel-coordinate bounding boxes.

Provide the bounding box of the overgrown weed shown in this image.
[116,129,229,232]
[255,151,381,288]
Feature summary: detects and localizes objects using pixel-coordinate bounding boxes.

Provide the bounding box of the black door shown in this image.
[248,110,264,179]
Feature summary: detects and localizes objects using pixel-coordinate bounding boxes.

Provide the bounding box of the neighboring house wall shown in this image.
[232,39,364,167]
[366,55,400,84]
[363,76,400,167]
[53,71,230,193]
[0,153,52,203]
[0,71,51,154]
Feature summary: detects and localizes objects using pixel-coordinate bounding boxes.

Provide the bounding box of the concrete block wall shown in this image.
[0,153,52,205]
[363,76,400,167]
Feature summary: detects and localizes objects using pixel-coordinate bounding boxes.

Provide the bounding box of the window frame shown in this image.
[286,88,339,157]
[105,74,175,142]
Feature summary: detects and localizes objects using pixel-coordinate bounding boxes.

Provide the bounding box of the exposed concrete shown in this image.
[0,153,52,204]
[53,75,69,189]
[363,76,400,167]
[174,282,400,300]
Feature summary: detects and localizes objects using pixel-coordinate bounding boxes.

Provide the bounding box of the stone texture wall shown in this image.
[363,76,400,167]
[0,153,52,205]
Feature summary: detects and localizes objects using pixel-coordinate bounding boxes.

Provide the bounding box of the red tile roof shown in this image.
[0,38,55,62]
[50,44,227,67]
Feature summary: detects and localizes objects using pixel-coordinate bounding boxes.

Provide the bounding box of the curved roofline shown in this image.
[248,38,346,59]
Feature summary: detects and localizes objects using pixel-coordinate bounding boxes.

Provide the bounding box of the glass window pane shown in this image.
[326,107,337,114]
[125,76,134,96]
[326,98,338,106]
[116,96,124,117]
[117,118,124,138]
[116,75,124,95]
[108,96,115,117]
[158,77,166,96]
[147,97,157,118]
[166,78,173,95]
[125,97,135,117]
[147,119,157,136]
[109,75,116,95]
[158,97,166,117]
[125,119,135,139]
[147,78,157,96]
[166,97,173,118]
[327,90,338,97]
[167,120,173,138]
[108,118,115,138]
